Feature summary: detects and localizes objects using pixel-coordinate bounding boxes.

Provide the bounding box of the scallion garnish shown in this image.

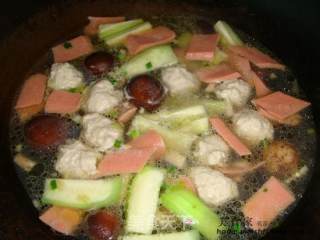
[145,62,153,69]
[63,41,73,49]
[113,139,123,149]
[50,180,58,190]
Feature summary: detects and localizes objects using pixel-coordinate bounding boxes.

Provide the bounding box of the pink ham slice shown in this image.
[253,91,310,121]
[228,52,271,97]
[210,117,251,156]
[242,176,295,231]
[45,90,81,114]
[97,147,157,177]
[15,74,47,109]
[195,63,241,83]
[84,16,125,36]
[52,36,94,63]
[185,34,219,61]
[128,130,166,160]
[229,46,285,70]
[125,26,176,55]
[39,206,83,235]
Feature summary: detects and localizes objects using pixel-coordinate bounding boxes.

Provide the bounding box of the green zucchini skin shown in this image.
[41,177,123,210]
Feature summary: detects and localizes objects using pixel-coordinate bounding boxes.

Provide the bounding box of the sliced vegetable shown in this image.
[146,105,207,128]
[130,115,197,154]
[42,177,122,210]
[214,20,243,46]
[126,167,165,234]
[161,185,224,240]
[99,19,143,39]
[200,99,233,117]
[211,47,228,65]
[39,206,84,235]
[122,230,200,240]
[178,117,209,135]
[121,45,178,78]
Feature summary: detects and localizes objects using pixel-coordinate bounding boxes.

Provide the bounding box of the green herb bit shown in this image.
[128,129,140,139]
[69,85,85,93]
[109,77,117,86]
[113,139,123,149]
[63,41,73,49]
[117,49,127,61]
[167,165,177,174]
[106,109,119,119]
[260,139,270,149]
[50,180,58,190]
[145,61,153,69]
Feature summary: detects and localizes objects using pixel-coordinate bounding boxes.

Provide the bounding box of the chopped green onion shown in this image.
[63,42,73,49]
[117,49,127,61]
[113,139,123,148]
[260,138,270,149]
[167,165,177,174]
[128,129,140,139]
[109,77,117,85]
[106,109,119,120]
[145,61,153,69]
[50,180,58,190]
[69,85,85,93]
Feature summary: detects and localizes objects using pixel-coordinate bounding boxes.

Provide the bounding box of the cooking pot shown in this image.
[0,0,319,239]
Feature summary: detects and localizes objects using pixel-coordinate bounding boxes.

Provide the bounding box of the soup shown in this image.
[10,15,316,240]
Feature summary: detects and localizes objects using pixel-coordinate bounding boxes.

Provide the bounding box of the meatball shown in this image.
[190,167,239,206]
[214,79,252,108]
[193,135,230,166]
[161,67,200,95]
[55,140,101,179]
[125,75,165,112]
[82,113,123,152]
[263,141,299,178]
[84,80,123,114]
[48,63,84,90]
[85,51,114,76]
[232,109,274,145]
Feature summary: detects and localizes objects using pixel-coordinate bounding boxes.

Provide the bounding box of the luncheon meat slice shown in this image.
[195,63,241,83]
[229,46,285,70]
[185,34,219,61]
[97,148,156,177]
[39,206,83,235]
[52,36,94,63]
[84,16,125,36]
[125,26,176,55]
[242,176,295,231]
[210,117,251,156]
[228,52,271,97]
[128,130,166,159]
[15,74,47,109]
[253,91,310,120]
[45,90,81,114]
